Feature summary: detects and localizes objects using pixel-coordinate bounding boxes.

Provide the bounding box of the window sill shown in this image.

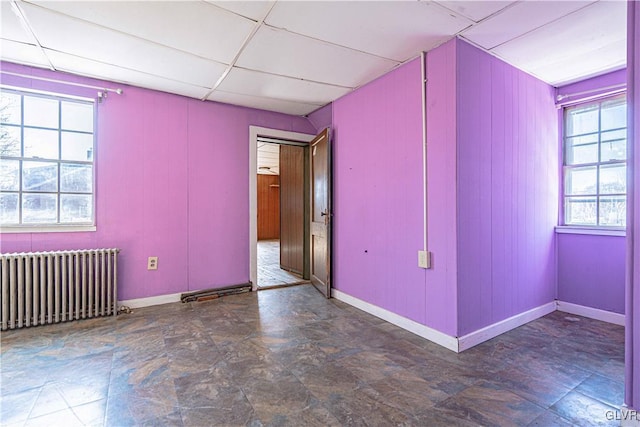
[555,226,625,237]
[0,225,96,234]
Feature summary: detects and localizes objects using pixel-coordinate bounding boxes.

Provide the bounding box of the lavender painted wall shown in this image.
[555,70,627,315]
[425,39,458,336]
[557,234,625,313]
[0,61,315,300]
[332,58,428,325]
[626,0,640,412]
[455,40,558,336]
[307,103,332,133]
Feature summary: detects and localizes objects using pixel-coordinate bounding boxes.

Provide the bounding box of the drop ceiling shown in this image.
[0,0,628,116]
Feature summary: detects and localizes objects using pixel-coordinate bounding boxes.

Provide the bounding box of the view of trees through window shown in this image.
[0,89,94,226]
[564,95,627,227]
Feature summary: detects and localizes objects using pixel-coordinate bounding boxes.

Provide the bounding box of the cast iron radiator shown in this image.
[0,249,120,331]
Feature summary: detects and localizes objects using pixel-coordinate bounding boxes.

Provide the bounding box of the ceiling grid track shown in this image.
[201,1,277,101]
[10,0,55,71]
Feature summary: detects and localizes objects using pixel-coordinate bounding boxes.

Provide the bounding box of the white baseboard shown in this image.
[458,302,557,352]
[331,289,459,352]
[556,301,625,326]
[118,291,184,309]
[620,406,640,427]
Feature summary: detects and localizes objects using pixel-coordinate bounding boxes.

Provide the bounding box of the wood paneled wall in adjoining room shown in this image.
[257,174,280,240]
[280,145,305,275]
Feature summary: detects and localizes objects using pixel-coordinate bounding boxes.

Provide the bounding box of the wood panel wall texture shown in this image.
[257,174,280,240]
[280,145,304,274]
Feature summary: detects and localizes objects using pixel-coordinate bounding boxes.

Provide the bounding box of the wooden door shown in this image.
[310,128,331,298]
[279,145,304,274]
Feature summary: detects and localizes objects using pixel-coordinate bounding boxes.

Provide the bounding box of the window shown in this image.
[563,95,626,227]
[0,89,95,227]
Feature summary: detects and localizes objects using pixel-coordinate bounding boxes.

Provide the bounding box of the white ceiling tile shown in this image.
[236,26,399,88]
[208,90,322,116]
[206,1,274,21]
[435,1,516,22]
[491,0,626,86]
[462,1,594,49]
[218,67,351,105]
[1,2,33,43]
[45,50,211,99]
[18,2,227,88]
[0,39,50,68]
[266,1,472,62]
[27,0,255,63]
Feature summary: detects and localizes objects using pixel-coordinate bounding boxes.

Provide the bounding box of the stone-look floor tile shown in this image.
[70,398,107,426]
[105,378,180,427]
[321,386,413,426]
[575,374,625,408]
[0,285,626,427]
[24,407,83,427]
[108,355,173,396]
[255,397,343,427]
[290,363,362,401]
[28,384,70,419]
[364,370,451,415]
[0,388,40,425]
[528,410,574,426]
[550,391,620,427]
[487,365,573,408]
[180,406,252,427]
[435,380,545,426]
[240,371,315,424]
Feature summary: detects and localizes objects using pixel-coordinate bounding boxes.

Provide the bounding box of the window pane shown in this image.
[599,196,626,227]
[601,138,626,162]
[0,125,21,157]
[600,164,626,194]
[24,128,59,159]
[61,102,93,132]
[60,194,92,223]
[60,164,92,193]
[566,143,597,165]
[565,196,597,225]
[23,161,58,192]
[0,193,19,224]
[566,103,599,136]
[565,166,597,195]
[601,98,626,131]
[22,193,57,224]
[0,92,21,125]
[0,159,19,191]
[24,96,58,129]
[61,132,93,161]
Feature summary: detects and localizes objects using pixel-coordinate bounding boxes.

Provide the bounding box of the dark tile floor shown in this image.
[0,285,625,426]
[257,240,304,289]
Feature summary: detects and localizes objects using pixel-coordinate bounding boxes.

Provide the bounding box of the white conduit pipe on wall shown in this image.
[420,51,432,269]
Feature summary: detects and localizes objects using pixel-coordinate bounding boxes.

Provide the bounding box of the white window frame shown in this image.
[561,94,627,231]
[0,87,96,233]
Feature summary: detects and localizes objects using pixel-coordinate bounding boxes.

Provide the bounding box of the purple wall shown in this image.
[0,61,316,300]
[425,39,458,336]
[626,0,640,412]
[307,103,332,133]
[557,234,626,313]
[332,58,428,325]
[455,40,558,336]
[555,70,627,315]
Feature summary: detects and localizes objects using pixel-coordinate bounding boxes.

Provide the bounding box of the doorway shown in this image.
[256,141,307,289]
[249,127,315,291]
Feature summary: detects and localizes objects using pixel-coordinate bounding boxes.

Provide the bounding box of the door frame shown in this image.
[249,126,315,291]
